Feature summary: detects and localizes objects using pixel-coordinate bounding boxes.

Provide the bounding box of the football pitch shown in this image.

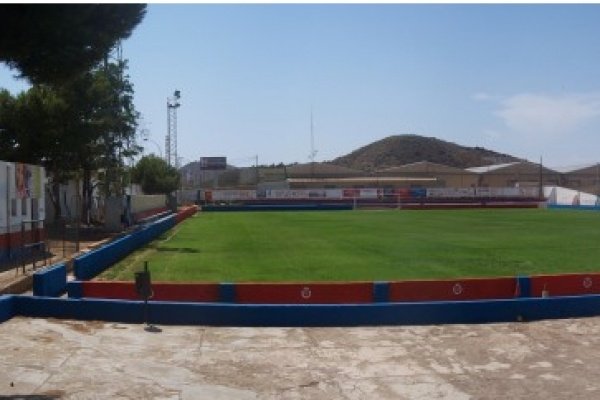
[99,209,600,282]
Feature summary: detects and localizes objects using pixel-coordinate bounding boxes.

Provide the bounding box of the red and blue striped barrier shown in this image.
[66,273,600,304]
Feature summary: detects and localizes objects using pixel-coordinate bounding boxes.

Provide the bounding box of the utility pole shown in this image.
[596,163,599,196]
[309,108,317,178]
[539,156,544,200]
[165,90,181,168]
[255,155,259,185]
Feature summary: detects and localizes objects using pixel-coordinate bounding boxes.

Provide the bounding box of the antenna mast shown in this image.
[309,107,317,163]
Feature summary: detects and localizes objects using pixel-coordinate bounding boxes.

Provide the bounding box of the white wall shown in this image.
[130,194,166,214]
[545,186,599,206]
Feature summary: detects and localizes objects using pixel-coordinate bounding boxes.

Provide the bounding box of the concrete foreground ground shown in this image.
[1,316,600,399]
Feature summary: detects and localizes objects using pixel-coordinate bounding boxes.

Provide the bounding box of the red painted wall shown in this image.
[79,274,600,304]
[389,277,518,302]
[82,281,220,302]
[176,205,198,223]
[0,228,46,250]
[133,207,168,223]
[235,282,374,304]
[399,203,539,210]
[530,273,600,297]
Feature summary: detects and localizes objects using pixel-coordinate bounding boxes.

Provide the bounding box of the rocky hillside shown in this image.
[331,135,521,171]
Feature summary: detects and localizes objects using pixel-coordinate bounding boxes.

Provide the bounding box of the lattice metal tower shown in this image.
[165,90,181,167]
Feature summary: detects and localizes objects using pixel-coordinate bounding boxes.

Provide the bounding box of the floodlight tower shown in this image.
[165,90,181,168]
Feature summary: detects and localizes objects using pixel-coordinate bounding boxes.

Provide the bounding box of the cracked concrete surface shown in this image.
[1,316,600,399]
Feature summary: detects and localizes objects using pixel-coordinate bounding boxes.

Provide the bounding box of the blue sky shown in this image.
[2,4,600,168]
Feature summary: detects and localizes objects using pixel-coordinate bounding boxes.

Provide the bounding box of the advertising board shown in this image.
[199,157,227,170]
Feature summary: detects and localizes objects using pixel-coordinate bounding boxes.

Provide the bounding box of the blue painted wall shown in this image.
[516,276,531,298]
[74,215,176,280]
[373,281,389,302]
[12,294,600,327]
[0,295,15,323]
[548,204,600,211]
[66,281,84,299]
[33,263,67,297]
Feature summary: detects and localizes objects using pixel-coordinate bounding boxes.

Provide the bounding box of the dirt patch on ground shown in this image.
[1,316,600,399]
[48,318,106,334]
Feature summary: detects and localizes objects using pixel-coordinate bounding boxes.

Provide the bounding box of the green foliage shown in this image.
[0,59,141,221]
[101,209,600,282]
[0,86,68,165]
[0,60,140,186]
[59,59,141,193]
[132,155,180,194]
[0,89,17,155]
[0,4,146,84]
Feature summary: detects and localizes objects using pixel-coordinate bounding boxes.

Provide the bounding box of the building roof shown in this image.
[379,161,476,175]
[467,161,560,175]
[287,177,438,185]
[552,163,600,174]
[466,162,521,174]
[286,163,365,178]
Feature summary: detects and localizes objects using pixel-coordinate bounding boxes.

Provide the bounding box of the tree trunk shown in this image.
[82,168,93,225]
[45,181,61,223]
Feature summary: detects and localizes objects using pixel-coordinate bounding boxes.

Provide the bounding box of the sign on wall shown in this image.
[15,163,43,199]
[15,163,31,198]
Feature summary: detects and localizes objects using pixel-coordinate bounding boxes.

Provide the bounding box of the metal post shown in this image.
[75,178,81,253]
[539,156,543,200]
[134,260,160,333]
[62,217,66,258]
[165,100,171,166]
[6,165,11,261]
[596,163,600,200]
[20,220,24,274]
[143,262,149,327]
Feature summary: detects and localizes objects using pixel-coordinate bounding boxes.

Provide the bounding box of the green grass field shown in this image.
[98,209,600,282]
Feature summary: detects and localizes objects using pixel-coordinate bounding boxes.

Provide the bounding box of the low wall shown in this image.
[0,228,46,263]
[132,207,169,224]
[30,206,198,298]
[235,282,373,304]
[202,204,352,212]
[74,214,176,280]
[74,206,197,281]
[11,294,600,326]
[68,274,596,304]
[530,273,600,297]
[395,202,540,210]
[74,281,220,302]
[389,277,518,302]
[0,295,14,323]
[548,204,600,211]
[33,263,67,297]
[202,202,539,212]
[175,205,198,223]
[130,195,166,215]
[72,281,374,304]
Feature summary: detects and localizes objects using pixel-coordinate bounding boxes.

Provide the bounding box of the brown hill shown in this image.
[331,135,521,171]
